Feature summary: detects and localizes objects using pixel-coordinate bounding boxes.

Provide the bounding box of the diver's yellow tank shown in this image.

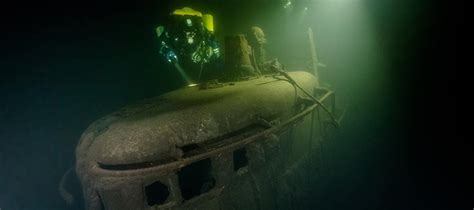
[202,14,214,32]
[172,7,202,17]
[172,7,214,33]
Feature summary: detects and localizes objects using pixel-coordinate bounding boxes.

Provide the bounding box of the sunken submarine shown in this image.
[73,26,343,210]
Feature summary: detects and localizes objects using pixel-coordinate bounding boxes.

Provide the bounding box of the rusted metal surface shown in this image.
[223,34,257,79]
[75,71,337,210]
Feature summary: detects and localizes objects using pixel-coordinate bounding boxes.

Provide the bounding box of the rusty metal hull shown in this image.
[75,71,337,210]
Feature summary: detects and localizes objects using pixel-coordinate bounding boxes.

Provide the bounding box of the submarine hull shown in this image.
[75,71,337,210]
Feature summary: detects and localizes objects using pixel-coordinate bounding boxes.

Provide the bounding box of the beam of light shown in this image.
[306,0,387,103]
[173,63,194,85]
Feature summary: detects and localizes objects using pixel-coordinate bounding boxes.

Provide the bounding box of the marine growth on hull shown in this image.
[70,6,343,210]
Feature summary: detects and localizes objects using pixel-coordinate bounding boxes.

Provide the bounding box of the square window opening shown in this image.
[233,147,249,172]
[178,158,216,200]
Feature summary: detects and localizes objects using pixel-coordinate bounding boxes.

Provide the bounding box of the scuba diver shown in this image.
[156,7,221,85]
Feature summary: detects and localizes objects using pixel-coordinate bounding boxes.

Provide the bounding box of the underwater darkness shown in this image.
[0,0,465,210]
